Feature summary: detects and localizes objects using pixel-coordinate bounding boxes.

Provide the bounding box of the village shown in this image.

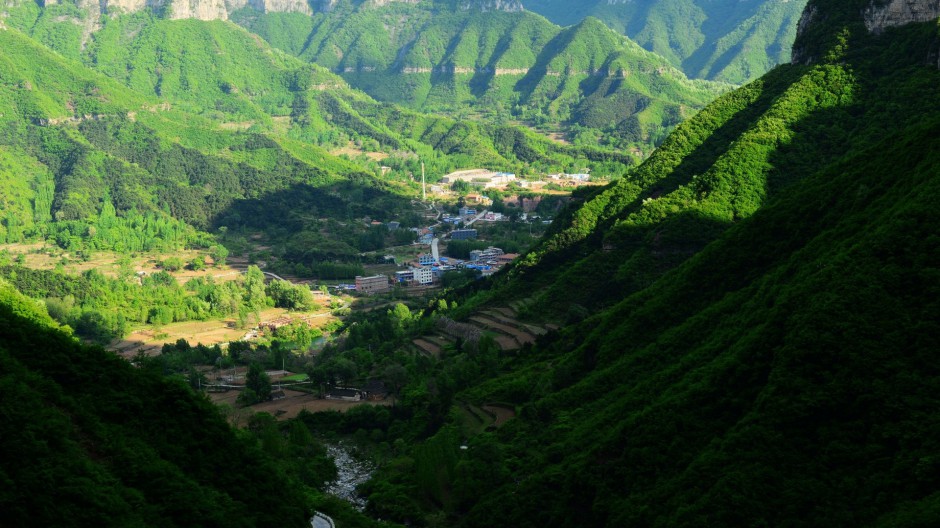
[343,166,600,295]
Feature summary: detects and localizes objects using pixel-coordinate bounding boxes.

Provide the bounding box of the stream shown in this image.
[325,443,375,511]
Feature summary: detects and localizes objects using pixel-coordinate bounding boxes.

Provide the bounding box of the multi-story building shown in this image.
[450,229,478,240]
[413,267,434,285]
[355,275,390,294]
[470,247,504,261]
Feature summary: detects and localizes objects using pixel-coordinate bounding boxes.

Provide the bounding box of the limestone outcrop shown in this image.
[864,0,940,33]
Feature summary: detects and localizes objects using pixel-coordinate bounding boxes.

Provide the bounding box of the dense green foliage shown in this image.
[0,13,635,275]
[0,279,312,526]
[449,111,940,528]
[298,8,940,527]
[482,10,940,319]
[3,2,939,527]
[233,1,726,153]
[0,264,313,343]
[524,0,807,84]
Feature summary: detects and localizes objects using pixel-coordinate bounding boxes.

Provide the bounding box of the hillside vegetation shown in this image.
[0,12,633,274]
[2,1,938,527]
[479,5,940,319]
[350,4,940,526]
[524,0,808,84]
[0,279,312,526]
[233,1,727,154]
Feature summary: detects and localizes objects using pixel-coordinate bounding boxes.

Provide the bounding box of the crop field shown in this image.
[210,388,395,426]
[111,303,338,357]
[0,242,238,283]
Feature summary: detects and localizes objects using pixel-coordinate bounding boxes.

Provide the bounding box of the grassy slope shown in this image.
[479,13,940,317]
[0,12,634,257]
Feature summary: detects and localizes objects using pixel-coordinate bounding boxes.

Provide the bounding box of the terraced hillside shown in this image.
[413,301,553,357]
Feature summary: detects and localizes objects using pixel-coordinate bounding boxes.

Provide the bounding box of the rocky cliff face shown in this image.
[864,0,940,33]
[793,0,940,63]
[32,0,319,21]
[367,0,420,7]
[460,0,523,12]
[228,0,315,15]
[163,0,229,20]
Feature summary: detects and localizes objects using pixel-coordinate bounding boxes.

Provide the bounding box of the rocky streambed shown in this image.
[325,443,375,511]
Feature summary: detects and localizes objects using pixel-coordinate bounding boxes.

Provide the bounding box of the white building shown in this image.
[413,267,434,285]
[442,169,516,189]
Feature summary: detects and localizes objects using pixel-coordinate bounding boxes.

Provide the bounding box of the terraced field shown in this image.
[411,301,555,355]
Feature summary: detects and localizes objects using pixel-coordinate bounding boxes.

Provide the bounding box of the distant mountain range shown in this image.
[0,7,637,265]
[524,0,808,84]
[0,0,732,155]
[234,0,729,153]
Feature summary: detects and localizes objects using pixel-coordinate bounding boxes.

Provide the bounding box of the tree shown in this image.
[188,256,206,271]
[246,363,272,402]
[243,265,267,311]
[161,256,184,272]
[388,303,412,336]
[209,245,229,267]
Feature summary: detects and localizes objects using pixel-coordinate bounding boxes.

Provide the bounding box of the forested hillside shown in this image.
[0,279,312,526]
[2,0,938,526]
[476,0,940,319]
[524,0,808,84]
[351,1,940,525]
[233,1,727,153]
[0,11,632,272]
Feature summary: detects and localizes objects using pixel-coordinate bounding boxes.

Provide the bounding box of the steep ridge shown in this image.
[478,0,940,318]
[524,0,809,84]
[410,0,940,526]
[363,1,940,525]
[1,0,727,154]
[0,25,389,240]
[232,1,727,154]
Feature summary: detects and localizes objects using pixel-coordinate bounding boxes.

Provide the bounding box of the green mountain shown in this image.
[232,0,727,154]
[477,0,940,319]
[0,279,312,526]
[524,0,809,84]
[3,0,939,526]
[357,0,940,525]
[0,10,632,267]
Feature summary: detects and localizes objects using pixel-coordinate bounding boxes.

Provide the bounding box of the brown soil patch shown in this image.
[469,315,535,344]
[492,335,519,351]
[209,388,394,427]
[413,338,441,357]
[331,142,388,161]
[110,307,332,357]
[483,404,516,427]
[492,306,517,318]
[218,121,254,131]
[424,335,454,349]
[481,310,521,327]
